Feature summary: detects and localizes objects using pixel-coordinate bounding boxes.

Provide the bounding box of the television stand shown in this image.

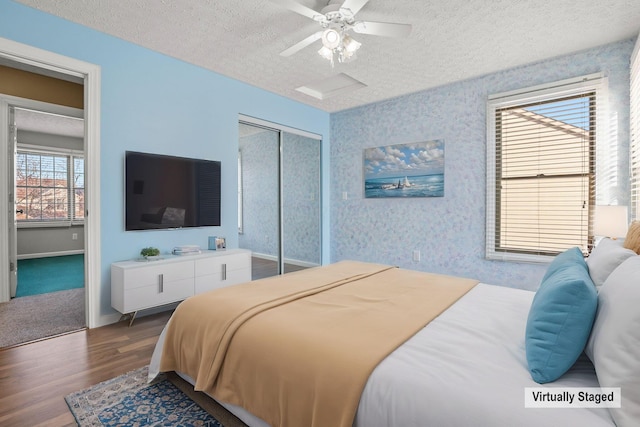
[111,249,251,325]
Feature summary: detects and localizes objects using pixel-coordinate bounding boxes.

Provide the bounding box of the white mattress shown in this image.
[149,283,615,427]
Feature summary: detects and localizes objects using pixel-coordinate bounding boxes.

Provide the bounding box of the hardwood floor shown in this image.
[252,256,309,280]
[0,260,313,426]
[0,310,172,427]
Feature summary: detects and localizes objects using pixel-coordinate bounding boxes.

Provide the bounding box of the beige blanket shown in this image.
[160,260,478,427]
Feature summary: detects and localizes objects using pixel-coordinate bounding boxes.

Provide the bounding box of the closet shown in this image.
[238,118,321,278]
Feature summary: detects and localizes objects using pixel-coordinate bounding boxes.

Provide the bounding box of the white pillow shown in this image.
[585,256,640,427]
[586,238,635,289]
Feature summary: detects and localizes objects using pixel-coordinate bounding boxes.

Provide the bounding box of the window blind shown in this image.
[631,36,640,219]
[487,75,604,262]
[16,148,84,224]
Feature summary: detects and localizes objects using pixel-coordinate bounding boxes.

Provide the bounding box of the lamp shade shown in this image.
[593,205,628,238]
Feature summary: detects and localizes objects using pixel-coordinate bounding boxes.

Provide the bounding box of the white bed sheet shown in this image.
[149,283,615,427]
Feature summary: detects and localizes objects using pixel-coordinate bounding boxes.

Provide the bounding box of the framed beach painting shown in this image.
[364,140,444,198]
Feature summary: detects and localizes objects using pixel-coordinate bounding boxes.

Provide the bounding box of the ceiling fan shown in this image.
[272,0,412,65]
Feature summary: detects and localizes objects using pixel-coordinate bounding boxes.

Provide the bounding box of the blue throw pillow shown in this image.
[541,245,587,282]
[525,247,598,384]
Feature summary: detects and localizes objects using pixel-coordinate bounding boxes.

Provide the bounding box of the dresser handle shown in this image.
[222,263,227,281]
[159,273,164,293]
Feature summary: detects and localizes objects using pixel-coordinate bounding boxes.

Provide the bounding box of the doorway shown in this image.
[0,36,101,334]
[238,118,322,279]
[0,104,87,348]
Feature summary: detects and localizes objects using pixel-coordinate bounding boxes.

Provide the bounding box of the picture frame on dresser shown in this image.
[208,236,227,250]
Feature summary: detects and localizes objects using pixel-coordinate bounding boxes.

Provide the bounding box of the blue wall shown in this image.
[330,39,634,290]
[0,0,330,318]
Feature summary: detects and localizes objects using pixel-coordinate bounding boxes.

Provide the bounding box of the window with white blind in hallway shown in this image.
[15,148,84,225]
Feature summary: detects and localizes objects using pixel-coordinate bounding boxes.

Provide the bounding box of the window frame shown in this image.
[631,36,640,219]
[486,73,606,263]
[15,144,85,228]
[238,149,244,234]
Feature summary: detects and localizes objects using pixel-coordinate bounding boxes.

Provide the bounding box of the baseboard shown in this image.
[251,252,319,268]
[17,249,85,260]
[251,252,277,262]
[136,302,180,318]
[96,303,179,328]
[96,312,122,328]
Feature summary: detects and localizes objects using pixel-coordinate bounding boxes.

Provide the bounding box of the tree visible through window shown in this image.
[15,150,84,223]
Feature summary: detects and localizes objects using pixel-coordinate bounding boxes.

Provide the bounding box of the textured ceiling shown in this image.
[14,0,640,113]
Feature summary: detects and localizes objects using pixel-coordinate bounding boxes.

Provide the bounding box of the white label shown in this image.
[524,387,621,408]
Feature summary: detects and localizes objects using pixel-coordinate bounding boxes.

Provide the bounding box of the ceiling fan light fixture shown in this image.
[318,45,334,61]
[321,28,341,49]
[342,34,361,54]
[275,0,412,67]
[318,29,362,66]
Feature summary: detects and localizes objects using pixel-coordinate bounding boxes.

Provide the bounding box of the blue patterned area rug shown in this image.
[65,366,221,426]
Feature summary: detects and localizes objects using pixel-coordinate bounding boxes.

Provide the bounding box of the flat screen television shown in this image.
[125,151,221,231]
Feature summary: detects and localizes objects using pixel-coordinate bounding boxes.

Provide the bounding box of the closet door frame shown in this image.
[239,114,322,274]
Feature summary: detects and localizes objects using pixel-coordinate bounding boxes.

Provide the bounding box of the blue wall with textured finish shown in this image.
[330,39,634,290]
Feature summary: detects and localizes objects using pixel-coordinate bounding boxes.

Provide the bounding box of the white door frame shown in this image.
[0,37,102,328]
[2,99,84,296]
[7,105,16,297]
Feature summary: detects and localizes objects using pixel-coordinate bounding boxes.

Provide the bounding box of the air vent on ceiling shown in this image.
[296,73,367,100]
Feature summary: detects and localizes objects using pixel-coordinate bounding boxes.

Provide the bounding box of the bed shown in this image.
[149,246,640,427]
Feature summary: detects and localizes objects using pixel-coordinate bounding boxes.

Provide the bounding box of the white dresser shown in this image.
[111,248,251,324]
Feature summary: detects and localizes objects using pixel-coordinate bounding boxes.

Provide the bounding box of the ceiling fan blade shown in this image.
[270,0,321,21]
[340,0,371,16]
[353,21,412,38]
[280,31,323,57]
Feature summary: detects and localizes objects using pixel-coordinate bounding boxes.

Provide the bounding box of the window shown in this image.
[238,150,243,234]
[487,75,606,262]
[631,37,640,219]
[15,148,84,225]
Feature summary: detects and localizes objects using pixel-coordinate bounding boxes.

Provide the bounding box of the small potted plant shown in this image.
[140,247,161,260]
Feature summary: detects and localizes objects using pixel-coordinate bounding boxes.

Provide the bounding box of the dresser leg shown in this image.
[118,311,138,327]
[128,311,138,327]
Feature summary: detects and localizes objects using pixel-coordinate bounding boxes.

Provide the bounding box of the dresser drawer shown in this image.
[194,267,251,293]
[122,277,194,313]
[120,261,194,290]
[194,252,251,276]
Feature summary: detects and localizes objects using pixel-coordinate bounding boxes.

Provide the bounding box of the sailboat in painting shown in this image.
[381,176,412,190]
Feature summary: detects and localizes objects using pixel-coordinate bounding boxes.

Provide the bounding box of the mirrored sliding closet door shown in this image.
[238,118,321,279]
